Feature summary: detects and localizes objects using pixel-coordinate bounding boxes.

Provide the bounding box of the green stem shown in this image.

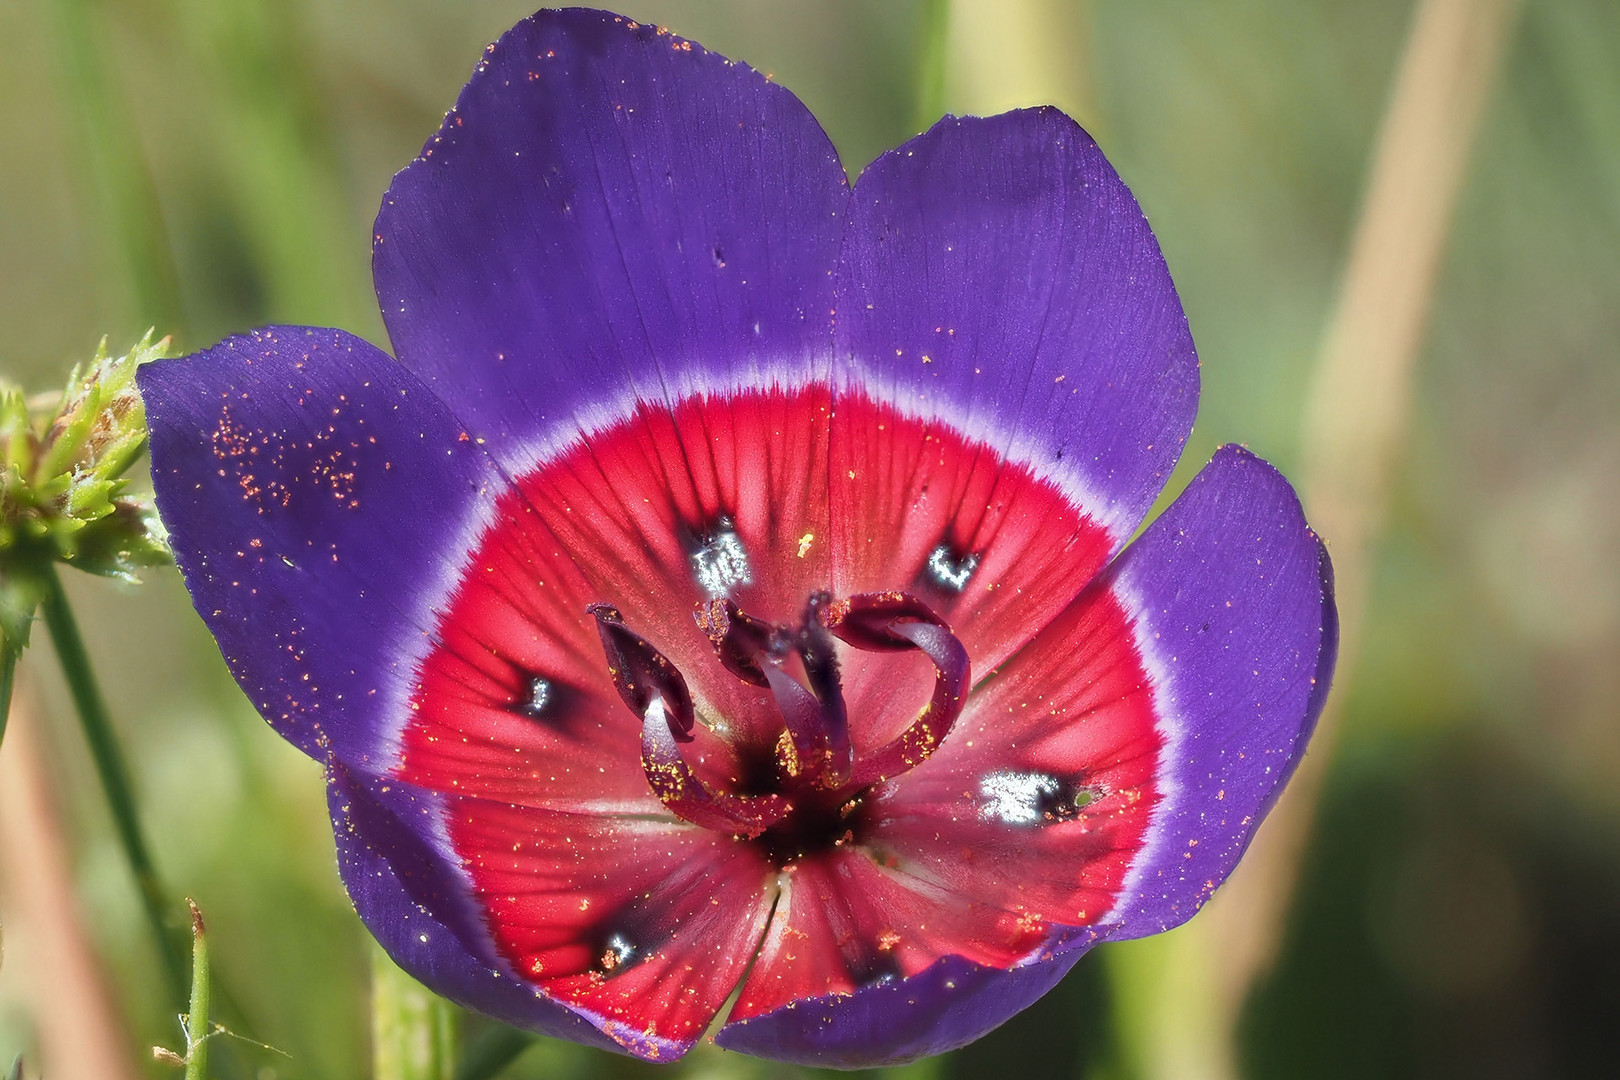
[912,0,951,131]
[38,563,187,1001]
[186,900,212,1080]
[0,631,19,754]
[47,0,187,334]
[452,1026,531,1080]
[373,942,459,1080]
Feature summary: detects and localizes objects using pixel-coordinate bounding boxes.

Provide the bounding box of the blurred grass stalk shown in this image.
[31,0,367,1054]
[936,0,1099,129]
[169,0,371,329]
[0,674,138,1080]
[372,942,459,1080]
[934,0,1520,1076]
[51,0,371,345]
[1118,1,1523,1078]
[0,640,17,752]
[47,0,186,337]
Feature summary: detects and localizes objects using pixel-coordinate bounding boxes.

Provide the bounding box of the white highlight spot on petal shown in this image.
[523,677,551,716]
[693,525,751,597]
[927,545,979,592]
[978,770,1092,825]
[979,770,1062,824]
[599,933,637,973]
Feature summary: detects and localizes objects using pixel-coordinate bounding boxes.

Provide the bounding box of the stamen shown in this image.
[794,594,851,785]
[697,598,852,787]
[823,592,970,785]
[589,603,696,739]
[821,591,943,652]
[640,698,789,837]
[695,598,780,687]
[593,591,969,844]
[590,604,789,837]
[760,664,847,787]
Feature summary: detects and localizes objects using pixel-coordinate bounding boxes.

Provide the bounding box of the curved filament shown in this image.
[825,593,971,786]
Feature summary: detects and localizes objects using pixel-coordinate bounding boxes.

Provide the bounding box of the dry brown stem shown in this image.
[0,670,138,1080]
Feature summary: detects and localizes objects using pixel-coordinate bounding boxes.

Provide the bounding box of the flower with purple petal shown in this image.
[138,8,1337,1067]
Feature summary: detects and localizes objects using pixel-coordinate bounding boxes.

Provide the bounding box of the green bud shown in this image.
[0,331,174,644]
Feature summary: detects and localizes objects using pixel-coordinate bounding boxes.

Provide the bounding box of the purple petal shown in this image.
[138,326,496,767]
[716,927,1102,1067]
[1100,445,1337,938]
[374,8,849,464]
[326,762,624,1053]
[834,108,1198,548]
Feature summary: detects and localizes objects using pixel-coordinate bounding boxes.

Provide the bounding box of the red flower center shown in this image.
[587,589,969,862]
[393,385,1160,1048]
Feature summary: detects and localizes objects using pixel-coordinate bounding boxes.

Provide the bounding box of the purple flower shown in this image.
[138,8,1336,1067]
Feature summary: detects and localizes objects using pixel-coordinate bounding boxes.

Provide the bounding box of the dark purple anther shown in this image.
[821,591,948,651]
[695,598,781,687]
[589,602,697,740]
[591,603,789,837]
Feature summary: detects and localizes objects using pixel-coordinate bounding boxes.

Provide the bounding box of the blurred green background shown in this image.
[2,1,1618,1077]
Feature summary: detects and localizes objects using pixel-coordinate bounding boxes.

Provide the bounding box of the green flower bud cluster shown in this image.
[1,332,173,644]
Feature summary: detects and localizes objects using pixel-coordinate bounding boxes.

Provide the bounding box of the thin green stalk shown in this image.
[174,0,372,330]
[48,0,187,334]
[0,632,19,754]
[884,1057,947,1080]
[452,1026,531,1080]
[185,900,212,1080]
[912,0,951,131]
[373,942,459,1080]
[38,563,187,1001]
